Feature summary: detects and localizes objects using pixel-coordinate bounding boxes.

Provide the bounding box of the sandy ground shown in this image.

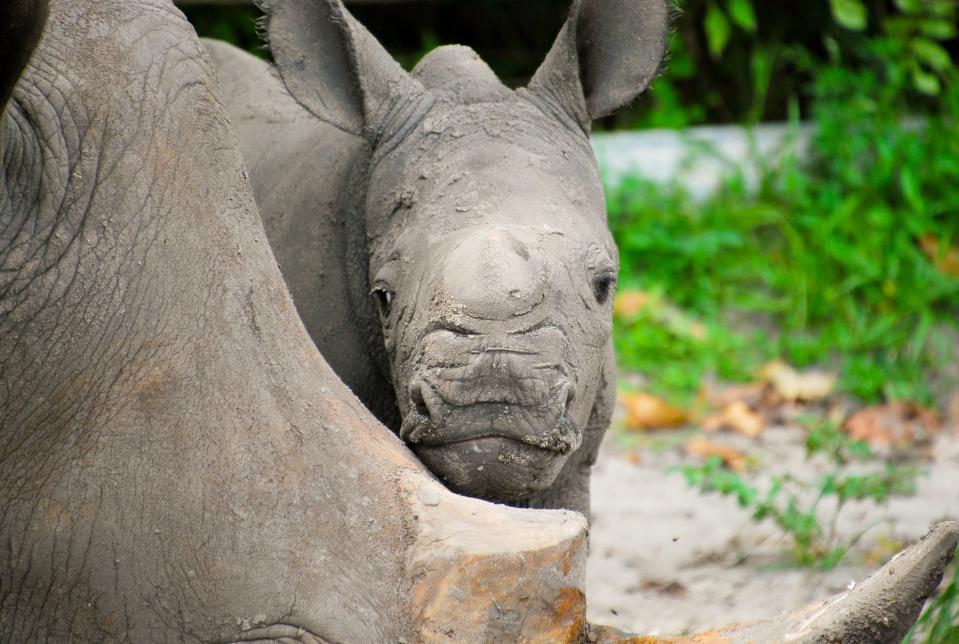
[585,425,959,637]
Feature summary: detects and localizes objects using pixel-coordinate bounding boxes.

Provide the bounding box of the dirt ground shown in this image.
[585,424,959,637]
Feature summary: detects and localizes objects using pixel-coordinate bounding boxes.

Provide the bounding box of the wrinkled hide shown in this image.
[208,0,669,514]
[0,1,591,640]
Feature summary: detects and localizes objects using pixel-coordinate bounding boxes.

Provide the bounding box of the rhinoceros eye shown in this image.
[371,285,395,321]
[592,272,616,305]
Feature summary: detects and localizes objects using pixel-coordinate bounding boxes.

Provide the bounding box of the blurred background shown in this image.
[179,1,959,638]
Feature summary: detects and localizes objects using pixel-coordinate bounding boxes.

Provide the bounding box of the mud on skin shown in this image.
[208,0,669,514]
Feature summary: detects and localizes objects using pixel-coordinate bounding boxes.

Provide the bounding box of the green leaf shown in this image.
[830,0,868,31]
[919,19,957,40]
[727,0,757,32]
[911,38,954,72]
[912,67,941,95]
[894,0,921,13]
[705,3,732,58]
[899,167,924,213]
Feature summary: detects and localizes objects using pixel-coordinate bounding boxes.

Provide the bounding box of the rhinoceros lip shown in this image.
[399,408,581,454]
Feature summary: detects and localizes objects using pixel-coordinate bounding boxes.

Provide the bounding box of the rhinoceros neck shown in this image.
[206,39,404,430]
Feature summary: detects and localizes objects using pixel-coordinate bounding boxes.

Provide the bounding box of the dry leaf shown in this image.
[701,400,765,438]
[760,360,836,402]
[863,535,906,568]
[613,290,651,319]
[625,450,643,465]
[618,392,688,430]
[919,233,959,277]
[614,290,708,341]
[684,436,748,472]
[843,402,941,448]
[706,381,767,409]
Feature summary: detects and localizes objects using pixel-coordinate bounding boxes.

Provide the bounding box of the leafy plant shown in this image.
[671,421,919,567]
[609,50,959,404]
[904,548,959,643]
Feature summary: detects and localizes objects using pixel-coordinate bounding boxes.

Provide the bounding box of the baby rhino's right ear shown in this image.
[256,0,425,138]
[0,0,49,118]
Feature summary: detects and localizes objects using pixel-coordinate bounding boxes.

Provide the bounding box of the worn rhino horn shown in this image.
[255,0,424,137]
[589,521,959,644]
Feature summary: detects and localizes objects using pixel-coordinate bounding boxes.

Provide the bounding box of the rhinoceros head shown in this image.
[261,0,668,502]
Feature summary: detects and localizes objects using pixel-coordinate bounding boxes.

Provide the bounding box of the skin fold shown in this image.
[207,0,669,514]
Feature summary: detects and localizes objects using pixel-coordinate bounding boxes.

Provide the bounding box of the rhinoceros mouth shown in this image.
[222,623,331,643]
[400,408,581,453]
[399,376,581,454]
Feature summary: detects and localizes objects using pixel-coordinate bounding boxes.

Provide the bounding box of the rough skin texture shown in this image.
[1,0,603,640]
[206,0,669,515]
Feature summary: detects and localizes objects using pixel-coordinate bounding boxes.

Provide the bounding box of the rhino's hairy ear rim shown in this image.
[254,0,424,138]
[528,0,669,132]
[0,0,49,122]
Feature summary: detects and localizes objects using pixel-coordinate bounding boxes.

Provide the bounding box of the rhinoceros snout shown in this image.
[401,368,578,452]
[398,331,582,501]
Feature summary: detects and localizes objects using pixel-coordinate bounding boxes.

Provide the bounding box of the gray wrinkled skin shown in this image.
[0,1,432,640]
[208,0,669,513]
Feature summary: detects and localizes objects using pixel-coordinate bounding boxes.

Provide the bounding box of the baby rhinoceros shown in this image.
[206,0,668,515]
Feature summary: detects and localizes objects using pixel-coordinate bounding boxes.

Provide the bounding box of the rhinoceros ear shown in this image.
[528,0,668,132]
[0,0,48,119]
[256,0,423,138]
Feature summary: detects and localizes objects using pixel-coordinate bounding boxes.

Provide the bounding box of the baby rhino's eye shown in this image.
[592,272,616,305]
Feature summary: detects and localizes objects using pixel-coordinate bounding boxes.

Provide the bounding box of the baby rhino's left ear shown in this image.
[527,0,669,132]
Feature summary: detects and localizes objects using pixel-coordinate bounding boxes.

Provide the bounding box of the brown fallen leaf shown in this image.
[919,233,959,277]
[613,290,651,319]
[618,391,688,431]
[843,402,941,449]
[625,450,643,465]
[706,381,767,409]
[701,400,765,438]
[759,360,836,402]
[863,535,906,568]
[684,436,747,472]
[614,290,708,341]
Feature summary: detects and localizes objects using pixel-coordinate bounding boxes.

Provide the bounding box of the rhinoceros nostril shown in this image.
[410,382,431,419]
[563,383,576,413]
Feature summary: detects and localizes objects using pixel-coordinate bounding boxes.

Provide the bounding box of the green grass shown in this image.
[607,68,959,407]
[671,420,919,568]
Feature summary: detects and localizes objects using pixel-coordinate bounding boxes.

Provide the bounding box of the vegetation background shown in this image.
[182,0,959,639]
